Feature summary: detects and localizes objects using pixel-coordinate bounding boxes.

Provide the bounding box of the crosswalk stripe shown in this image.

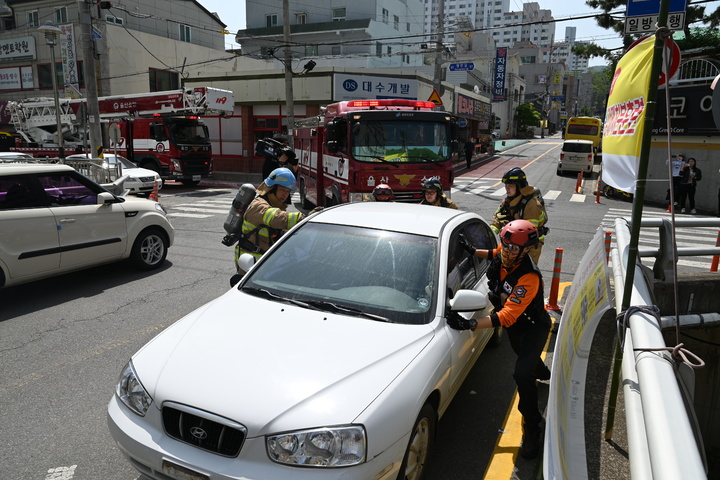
[168,213,214,218]
[569,194,586,202]
[544,190,561,200]
[172,207,228,214]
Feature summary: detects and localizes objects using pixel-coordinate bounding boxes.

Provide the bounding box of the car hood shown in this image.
[132,289,435,437]
[122,166,159,179]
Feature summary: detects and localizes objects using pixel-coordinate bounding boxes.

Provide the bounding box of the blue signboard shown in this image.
[492,48,507,103]
[626,0,687,16]
[449,62,475,72]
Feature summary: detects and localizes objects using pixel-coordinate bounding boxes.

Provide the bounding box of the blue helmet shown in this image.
[265,167,297,191]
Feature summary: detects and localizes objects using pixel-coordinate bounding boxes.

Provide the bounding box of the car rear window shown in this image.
[563,142,593,153]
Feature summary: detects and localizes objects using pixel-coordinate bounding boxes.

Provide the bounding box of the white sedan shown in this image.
[107,202,501,480]
[66,153,161,195]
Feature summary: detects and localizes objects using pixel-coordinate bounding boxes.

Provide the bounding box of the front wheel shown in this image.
[397,403,436,480]
[130,228,168,270]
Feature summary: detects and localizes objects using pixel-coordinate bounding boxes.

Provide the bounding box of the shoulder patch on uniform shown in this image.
[513,285,527,298]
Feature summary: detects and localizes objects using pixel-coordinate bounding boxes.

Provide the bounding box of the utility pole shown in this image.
[283,0,294,139]
[77,0,102,157]
[432,0,445,98]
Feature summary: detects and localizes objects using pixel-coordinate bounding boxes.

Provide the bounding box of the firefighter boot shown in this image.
[521,422,542,459]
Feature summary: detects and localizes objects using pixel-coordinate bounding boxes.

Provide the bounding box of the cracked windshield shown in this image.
[351,120,449,163]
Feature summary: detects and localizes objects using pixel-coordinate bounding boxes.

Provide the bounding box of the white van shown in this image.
[557,139,594,176]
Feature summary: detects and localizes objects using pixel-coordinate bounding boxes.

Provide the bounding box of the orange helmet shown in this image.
[372,183,394,201]
[500,220,539,248]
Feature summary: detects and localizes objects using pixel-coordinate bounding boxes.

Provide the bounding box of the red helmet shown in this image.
[372,183,394,201]
[499,220,539,248]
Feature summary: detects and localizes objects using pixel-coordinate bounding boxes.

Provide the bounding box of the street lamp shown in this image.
[37,20,65,159]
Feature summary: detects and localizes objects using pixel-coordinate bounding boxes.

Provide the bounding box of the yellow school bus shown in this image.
[565,117,602,151]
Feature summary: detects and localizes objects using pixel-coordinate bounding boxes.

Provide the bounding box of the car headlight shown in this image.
[127,176,140,182]
[116,361,153,416]
[267,425,366,467]
[172,160,182,173]
[154,203,168,215]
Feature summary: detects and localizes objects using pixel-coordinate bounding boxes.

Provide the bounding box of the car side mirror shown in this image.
[97,192,116,204]
[449,290,487,312]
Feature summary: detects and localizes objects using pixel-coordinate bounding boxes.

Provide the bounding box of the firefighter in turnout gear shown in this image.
[491,167,547,263]
[233,168,304,275]
[419,177,458,209]
[457,219,552,459]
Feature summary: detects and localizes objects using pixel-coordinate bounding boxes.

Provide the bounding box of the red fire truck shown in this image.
[7,87,234,186]
[293,99,459,207]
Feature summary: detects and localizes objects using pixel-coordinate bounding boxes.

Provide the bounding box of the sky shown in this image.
[198,0,719,68]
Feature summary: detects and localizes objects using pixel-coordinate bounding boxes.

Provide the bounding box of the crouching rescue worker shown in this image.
[419,178,458,209]
[233,168,304,278]
[456,219,552,459]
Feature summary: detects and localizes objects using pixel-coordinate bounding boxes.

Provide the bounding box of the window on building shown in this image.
[382,8,389,23]
[387,45,392,55]
[296,13,306,24]
[266,14,278,27]
[106,15,124,25]
[54,7,68,24]
[0,16,15,31]
[394,15,399,29]
[305,45,318,56]
[403,54,410,63]
[376,42,382,56]
[407,22,410,32]
[38,61,85,90]
[180,24,191,43]
[331,45,341,55]
[332,7,346,21]
[26,11,39,28]
[149,68,179,92]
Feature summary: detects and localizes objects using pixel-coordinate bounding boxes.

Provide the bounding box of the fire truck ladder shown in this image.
[7,98,79,144]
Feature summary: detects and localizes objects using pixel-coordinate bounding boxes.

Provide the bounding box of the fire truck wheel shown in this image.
[181,179,200,187]
[130,227,169,270]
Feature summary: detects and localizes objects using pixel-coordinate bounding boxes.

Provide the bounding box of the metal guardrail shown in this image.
[629,217,720,281]
[1,157,121,184]
[612,217,708,480]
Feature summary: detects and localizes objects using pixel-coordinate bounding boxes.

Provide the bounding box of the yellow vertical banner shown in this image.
[601,35,655,194]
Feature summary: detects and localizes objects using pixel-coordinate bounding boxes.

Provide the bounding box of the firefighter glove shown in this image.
[447,312,478,331]
[458,234,476,256]
[309,206,324,215]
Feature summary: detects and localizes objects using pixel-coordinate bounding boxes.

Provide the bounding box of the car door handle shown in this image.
[59,218,76,223]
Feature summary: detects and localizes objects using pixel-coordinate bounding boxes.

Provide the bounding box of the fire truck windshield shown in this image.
[168,120,210,145]
[351,120,450,163]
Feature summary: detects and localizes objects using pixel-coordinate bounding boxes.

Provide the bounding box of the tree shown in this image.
[573,0,716,63]
[515,103,541,134]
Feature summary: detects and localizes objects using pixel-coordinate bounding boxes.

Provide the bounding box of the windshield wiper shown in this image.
[305,300,390,322]
[241,287,313,309]
[353,154,400,168]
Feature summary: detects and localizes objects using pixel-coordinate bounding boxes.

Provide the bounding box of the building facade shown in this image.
[0,0,231,106]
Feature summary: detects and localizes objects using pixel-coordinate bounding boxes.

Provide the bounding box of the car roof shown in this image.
[308,202,476,237]
[0,163,75,174]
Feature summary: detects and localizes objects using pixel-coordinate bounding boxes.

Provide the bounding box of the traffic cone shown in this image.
[149,180,160,202]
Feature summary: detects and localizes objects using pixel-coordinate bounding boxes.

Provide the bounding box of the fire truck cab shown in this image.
[294,99,459,208]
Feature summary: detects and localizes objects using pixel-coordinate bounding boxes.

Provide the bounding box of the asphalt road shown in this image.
[3,135,716,480]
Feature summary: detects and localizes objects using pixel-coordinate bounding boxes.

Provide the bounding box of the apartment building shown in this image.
[237,0,426,70]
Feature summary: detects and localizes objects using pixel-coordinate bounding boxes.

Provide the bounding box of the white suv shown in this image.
[0,163,174,288]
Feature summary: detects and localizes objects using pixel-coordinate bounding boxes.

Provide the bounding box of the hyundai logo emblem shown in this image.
[190,426,208,440]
